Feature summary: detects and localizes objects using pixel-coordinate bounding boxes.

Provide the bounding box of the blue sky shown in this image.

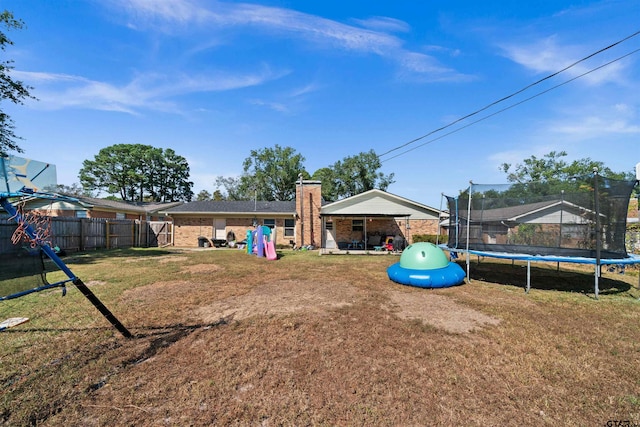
[5,0,640,207]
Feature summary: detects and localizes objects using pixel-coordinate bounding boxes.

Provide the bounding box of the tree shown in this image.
[213,189,224,201]
[310,167,338,201]
[497,150,637,202]
[151,148,194,202]
[214,176,247,200]
[313,150,395,202]
[0,10,35,156]
[45,183,94,197]
[240,145,306,201]
[500,150,631,184]
[79,144,194,202]
[196,190,212,201]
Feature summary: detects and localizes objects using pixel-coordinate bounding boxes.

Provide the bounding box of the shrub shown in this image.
[412,234,448,244]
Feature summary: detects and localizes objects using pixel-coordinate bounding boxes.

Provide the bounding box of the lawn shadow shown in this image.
[466,260,635,296]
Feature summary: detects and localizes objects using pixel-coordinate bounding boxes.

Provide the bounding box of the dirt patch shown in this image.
[383,289,501,333]
[193,279,499,334]
[195,280,359,323]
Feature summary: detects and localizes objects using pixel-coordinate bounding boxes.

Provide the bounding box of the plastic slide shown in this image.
[265,240,277,260]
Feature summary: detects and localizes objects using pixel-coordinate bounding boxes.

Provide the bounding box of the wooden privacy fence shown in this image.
[0,218,173,255]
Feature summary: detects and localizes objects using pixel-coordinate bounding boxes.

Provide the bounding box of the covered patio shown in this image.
[320,213,411,253]
[317,189,443,253]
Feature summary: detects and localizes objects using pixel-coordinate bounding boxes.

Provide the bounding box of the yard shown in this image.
[1,248,639,426]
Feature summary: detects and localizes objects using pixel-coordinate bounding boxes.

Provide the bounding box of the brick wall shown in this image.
[296,180,322,247]
[173,216,292,247]
[330,217,440,247]
[88,210,117,219]
[405,218,440,239]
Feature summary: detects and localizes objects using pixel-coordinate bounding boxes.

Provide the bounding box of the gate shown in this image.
[148,221,173,247]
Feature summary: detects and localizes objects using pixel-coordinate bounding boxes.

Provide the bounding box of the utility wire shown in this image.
[381,47,640,163]
[378,29,640,160]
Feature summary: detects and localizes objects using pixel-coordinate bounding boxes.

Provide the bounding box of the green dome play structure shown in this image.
[387,242,465,288]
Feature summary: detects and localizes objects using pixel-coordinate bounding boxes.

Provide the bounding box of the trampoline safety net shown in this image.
[446,175,638,259]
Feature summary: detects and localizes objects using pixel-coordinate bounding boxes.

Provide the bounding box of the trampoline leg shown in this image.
[526,261,531,293]
[466,252,471,283]
[594,265,599,300]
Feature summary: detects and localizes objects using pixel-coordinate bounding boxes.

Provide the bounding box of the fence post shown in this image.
[79,218,85,252]
[106,220,110,250]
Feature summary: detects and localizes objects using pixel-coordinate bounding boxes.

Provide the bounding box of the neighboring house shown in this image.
[5,195,181,221]
[628,197,639,224]
[161,180,444,249]
[463,199,596,247]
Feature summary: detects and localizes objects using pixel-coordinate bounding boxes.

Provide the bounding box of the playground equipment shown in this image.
[442,171,640,297]
[1,155,132,337]
[387,242,465,288]
[247,225,277,260]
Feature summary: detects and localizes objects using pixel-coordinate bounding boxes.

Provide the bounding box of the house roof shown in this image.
[162,200,296,215]
[321,189,441,218]
[6,194,183,215]
[468,199,593,222]
[74,196,148,213]
[70,196,183,214]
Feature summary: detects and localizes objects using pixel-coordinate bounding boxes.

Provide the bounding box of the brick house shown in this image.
[162,180,444,249]
[163,200,298,248]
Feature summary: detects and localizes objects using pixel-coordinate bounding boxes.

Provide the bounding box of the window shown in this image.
[75,210,88,218]
[284,219,295,237]
[263,218,275,229]
[116,212,126,220]
[352,219,363,231]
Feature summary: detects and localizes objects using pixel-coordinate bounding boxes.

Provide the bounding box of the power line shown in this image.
[378,29,640,161]
[381,47,640,163]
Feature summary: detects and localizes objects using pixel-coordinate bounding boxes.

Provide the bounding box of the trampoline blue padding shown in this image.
[440,245,640,297]
[443,248,640,266]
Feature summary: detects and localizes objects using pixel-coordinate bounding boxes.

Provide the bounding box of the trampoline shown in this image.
[442,170,640,298]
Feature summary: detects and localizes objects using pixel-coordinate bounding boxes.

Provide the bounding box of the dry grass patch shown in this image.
[1,248,640,426]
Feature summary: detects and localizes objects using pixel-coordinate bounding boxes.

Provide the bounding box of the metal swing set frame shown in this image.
[1,157,131,338]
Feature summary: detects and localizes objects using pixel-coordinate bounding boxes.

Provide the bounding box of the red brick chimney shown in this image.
[295,179,322,248]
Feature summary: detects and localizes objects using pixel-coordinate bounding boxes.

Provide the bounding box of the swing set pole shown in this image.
[1,196,132,338]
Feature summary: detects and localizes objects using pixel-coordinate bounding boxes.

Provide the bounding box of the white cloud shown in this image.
[111,0,464,80]
[289,82,321,98]
[499,36,628,85]
[249,99,289,113]
[546,102,640,139]
[551,116,640,138]
[352,16,411,33]
[14,68,286,114]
